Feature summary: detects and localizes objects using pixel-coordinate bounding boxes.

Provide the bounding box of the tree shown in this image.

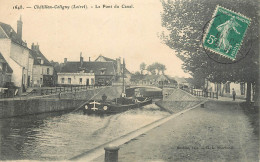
[161,0,259,103]
[130,71,144,83]
[147,65,156,75]
[147,62,167,75]
[140,62,146,74]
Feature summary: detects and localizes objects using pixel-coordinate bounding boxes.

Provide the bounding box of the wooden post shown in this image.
[104,146,119,162]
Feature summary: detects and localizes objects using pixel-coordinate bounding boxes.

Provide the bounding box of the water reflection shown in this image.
[0,104,169,160]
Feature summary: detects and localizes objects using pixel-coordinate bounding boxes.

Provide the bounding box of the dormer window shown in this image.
[100,68,106,75]
[37,57,43,64]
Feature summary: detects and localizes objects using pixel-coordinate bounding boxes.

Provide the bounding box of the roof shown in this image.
[173,77,188,84]
[95,55,132,75]
[95,55,116,62]
[60,61,116,75]
[30,49,52,66]
[0,52,13,73]
[0,22,27,48]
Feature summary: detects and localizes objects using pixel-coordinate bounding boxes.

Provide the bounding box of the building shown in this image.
[174,77,191,88]
[0,17,34,94]
[30,43,54,87]
[58,54,117,86]
[205,80,247,99]
[0,52,13,86]
[95,55,132,84]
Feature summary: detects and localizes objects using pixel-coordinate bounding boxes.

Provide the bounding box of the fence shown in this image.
[190,89,218,99]
[0,85,109,99]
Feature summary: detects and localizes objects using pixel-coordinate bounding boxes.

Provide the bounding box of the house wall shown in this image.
[32,65,54,87]
[0,39,23,89]
[10,42,32,89]
[28,57,34,87]
[206,80,247,97]
[0,40,32,90]
[57,73,95,85]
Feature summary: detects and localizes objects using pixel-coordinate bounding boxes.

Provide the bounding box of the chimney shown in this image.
[31,43,35,50]
[64,58,67,64]
[116,57,121,75]
[17,15,23,40]
[31,42,40,51]
[89,57,91,62]
[36,42,39,50]
[80,52,83,67]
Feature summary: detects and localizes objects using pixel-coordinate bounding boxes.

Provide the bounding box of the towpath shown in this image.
[94,100,259,162]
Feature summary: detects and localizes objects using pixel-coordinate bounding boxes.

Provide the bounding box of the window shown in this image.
[86,79,89,86]
[68,78,71,84]
[47,68,50,75]
[91,78,94,85]
[61,78,65,84]
[79,78,82,84]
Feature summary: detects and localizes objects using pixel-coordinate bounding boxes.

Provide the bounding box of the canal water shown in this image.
[0,103,169,160]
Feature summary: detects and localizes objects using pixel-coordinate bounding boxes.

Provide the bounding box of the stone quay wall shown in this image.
[0,86,123,118]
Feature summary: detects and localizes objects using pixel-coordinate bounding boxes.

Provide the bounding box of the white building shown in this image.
[0,17,34,93]
[57,55,95,86]
[57,72,95,85]
[205,80,247,99]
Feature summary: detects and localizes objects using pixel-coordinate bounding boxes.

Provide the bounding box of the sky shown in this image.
[0,0,190,77]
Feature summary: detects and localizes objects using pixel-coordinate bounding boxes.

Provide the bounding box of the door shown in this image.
[27,76,30,87]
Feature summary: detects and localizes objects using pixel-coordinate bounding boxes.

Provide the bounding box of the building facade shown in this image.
[30,43,54,87]
[0,53,12,87]
[59,54,114,86]
[57,72,95,85]
[95,55,132,84]
[205,80,247,99]
[0,18,34,93]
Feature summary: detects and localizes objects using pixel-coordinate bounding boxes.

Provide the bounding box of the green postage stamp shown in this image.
[203,5,251,60]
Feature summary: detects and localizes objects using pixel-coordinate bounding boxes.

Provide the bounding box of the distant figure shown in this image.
[232,88,236,101]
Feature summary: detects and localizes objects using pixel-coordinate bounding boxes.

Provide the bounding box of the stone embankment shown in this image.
[0,86,123,118]
[155,88,204,113]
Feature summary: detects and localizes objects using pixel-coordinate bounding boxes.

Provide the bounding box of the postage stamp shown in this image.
[203,5,251,60]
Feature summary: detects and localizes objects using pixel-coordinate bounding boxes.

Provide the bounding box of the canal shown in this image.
[0,103,169,160]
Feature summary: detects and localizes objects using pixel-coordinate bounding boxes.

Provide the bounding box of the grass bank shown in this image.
[240,102,259,137]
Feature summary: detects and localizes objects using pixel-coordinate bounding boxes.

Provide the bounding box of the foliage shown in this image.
[160,0,259,85]
[147,62,166,75]
[140,62,146,74]
[130,71,145,83]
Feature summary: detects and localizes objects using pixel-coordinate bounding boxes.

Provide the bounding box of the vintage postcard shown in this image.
[0,0,259,161]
